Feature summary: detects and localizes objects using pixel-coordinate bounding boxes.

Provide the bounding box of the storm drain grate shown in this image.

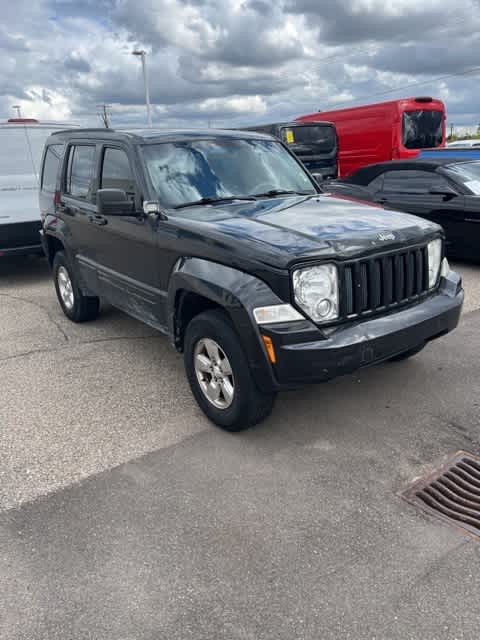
[403,451,480,540]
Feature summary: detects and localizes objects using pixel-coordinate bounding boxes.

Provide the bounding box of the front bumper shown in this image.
[260,271,463,390]
[0,221,43,256]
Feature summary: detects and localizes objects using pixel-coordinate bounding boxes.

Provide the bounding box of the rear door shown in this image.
[373,169,466,250]
[60,143,98,289]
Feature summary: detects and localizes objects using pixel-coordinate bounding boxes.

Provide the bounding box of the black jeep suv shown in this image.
[39,128,463,431]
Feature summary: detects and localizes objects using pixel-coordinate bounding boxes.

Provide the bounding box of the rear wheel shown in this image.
[53,251,100,322]
[389,342,426,362]
[184,309,276,431]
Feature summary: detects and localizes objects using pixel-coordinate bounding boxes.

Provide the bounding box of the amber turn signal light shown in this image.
[262,335,277,364]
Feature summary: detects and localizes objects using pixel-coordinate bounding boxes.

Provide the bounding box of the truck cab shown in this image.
[238,121,338,180]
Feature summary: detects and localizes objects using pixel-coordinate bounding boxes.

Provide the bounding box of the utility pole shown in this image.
[132,50,152,128]
[97,104,111,128]
[12,105,22,118]
[450,123,455,138]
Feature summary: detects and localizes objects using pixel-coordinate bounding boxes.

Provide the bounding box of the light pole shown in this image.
[12,105,22,118]
[132,50,152,128]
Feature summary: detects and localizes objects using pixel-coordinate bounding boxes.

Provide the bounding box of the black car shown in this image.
[39,128,463,431]
[323,159,480,260]
[237,121,338,180]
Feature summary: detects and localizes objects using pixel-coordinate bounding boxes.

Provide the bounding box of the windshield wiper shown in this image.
[252,189,315,198]
[173,196,256,209]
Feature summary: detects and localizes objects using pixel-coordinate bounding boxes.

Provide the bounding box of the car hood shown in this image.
[171,194,440,269]
[0,174,39,224]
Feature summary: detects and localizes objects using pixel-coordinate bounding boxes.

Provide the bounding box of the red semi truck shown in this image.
[296,97,446,176]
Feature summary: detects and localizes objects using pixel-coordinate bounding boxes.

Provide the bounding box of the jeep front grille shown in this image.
[340,245,431,319]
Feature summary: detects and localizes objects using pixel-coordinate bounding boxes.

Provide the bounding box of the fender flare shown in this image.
[167,257,284,392]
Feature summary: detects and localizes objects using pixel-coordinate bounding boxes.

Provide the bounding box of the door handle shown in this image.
[88,214,108,226]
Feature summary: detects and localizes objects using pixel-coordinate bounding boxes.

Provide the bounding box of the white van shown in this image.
[0,119,75,257]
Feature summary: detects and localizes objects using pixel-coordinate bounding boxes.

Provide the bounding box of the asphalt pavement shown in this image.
[1,255,480,639]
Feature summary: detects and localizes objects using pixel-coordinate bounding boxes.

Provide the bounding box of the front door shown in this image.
[87,145,165,329]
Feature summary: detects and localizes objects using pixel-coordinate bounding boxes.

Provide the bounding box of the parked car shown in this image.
[296,97,446,176]
[40,128,463,430]
[447,139,480,148]
[323,159,480,260]
[418,148,480,160]
[237,121,338,180]
[0,118,75,258]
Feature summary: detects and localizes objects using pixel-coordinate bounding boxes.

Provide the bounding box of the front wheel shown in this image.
[184,309,276,431]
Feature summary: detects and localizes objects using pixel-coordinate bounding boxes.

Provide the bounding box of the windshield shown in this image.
[0,127,63,178]
[142,138,316,209]
[443,161,480,195]
[281,125,337,153]
[402,110,443,149]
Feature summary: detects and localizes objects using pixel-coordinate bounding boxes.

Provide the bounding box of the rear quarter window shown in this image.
[41,144,64,192]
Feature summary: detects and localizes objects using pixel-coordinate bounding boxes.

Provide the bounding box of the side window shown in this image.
[66,145,96,199]
[382,170,441,195]
[41,144,63,192]
[366,174,384,193]
[101,147,135,194]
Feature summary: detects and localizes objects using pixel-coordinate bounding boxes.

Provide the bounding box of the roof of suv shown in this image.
[48,127,275,144]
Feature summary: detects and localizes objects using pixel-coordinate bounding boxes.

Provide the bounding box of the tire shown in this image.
[389,342,426,362]
[184,309,276,431]
[53,251,100,323]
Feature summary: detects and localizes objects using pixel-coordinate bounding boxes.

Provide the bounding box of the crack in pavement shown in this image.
[0,291,69,342]
[0,333,165,365]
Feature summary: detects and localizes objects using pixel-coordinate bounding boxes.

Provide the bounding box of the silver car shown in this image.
[0,119,74,258]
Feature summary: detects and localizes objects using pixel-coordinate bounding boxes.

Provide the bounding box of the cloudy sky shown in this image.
[2,0,480,131]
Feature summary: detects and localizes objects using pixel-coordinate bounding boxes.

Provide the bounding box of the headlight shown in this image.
[292,263,339,323]
[427,239,442,288]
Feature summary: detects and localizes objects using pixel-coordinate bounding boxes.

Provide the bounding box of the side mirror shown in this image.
[97,189,135,216]
[311,172,324,185]
[143,200,168,220]
[429,185,458,198]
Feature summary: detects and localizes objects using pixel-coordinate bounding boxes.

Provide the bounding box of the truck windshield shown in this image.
[142,138,317,209]
[402,110,443,149]
[281,125,336,153]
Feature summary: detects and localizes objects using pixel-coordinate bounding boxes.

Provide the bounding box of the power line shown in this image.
[325,66,480,110]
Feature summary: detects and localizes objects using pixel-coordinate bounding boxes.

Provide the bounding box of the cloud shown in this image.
[0,0,478,129]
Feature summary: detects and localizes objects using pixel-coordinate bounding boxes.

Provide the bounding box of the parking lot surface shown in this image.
[1,256,480,639]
